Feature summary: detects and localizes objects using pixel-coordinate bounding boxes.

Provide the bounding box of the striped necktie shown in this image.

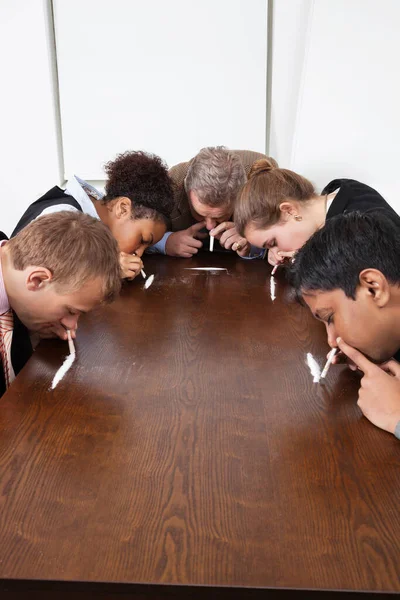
[0,309,15,389]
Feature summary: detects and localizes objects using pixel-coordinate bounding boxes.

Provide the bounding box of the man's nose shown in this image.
[205,218,216,230]
[60,314,79,331]
[326,323,337,349]
[133,246,145,258]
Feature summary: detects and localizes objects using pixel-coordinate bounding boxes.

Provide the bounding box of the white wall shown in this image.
[0,0,63,236]
[53,0,268,179]
[269,0,312,168]
[2,0,399,235]
[270,0,400,213]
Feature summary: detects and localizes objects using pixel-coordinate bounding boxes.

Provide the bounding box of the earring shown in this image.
[294,215,303,221]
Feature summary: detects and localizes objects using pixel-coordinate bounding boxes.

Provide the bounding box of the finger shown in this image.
[277,251,295,258]
[125,255,143,265]
[185,237,203,249]
[181,252,194,258]
[268,254,278,266]
[123,260,142,272]
[60,327,69,340]
[121,263,141,278]
[268,249,282,266]
[236,243,250,257]
[329,349,358,371]
[48,325,67,340]
[124,270,139,280]
[330,350,343,364]
[225,235,241,250]
[220,229,238,247]
[181,244,199,256]
[121,251,140,261]
[231,238,248,252]
[189,221,206,234]
[330,350,346,364]
[336,337,378,375]
[380,359,400,377]
[210,222,234,237]
[130,260,143,271]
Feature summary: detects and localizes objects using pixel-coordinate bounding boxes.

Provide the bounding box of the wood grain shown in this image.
[0,253,399,598]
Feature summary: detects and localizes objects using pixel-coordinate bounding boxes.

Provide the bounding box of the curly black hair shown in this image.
[103,151,174,223]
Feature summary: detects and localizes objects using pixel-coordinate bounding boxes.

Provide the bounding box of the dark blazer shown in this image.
[12,187,82,237]
[324,179,398,221]
[0,232,33,396]
[168,150,270,232]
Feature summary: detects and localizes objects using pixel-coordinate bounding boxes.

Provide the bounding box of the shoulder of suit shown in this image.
[232,149,271,175]
[169,160,191,187]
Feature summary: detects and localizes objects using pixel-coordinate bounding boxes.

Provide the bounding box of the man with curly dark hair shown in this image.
[12,151,175,280]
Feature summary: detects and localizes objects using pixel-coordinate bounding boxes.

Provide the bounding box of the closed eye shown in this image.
[141,234,154,246]
[262,239,276,250]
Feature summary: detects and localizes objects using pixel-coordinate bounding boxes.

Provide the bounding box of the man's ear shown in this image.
[114,197,132,219]
[358,268,390,307]
[26,267,53,292]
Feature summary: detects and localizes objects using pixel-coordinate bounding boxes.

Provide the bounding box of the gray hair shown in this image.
[184,146,246,207]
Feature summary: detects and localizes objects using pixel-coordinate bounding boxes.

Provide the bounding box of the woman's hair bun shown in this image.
[248,157,278,180]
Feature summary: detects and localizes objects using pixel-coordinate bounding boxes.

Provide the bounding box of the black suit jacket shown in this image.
[12,187,82,237]
[324,179,399,221]
[0,232,33,396]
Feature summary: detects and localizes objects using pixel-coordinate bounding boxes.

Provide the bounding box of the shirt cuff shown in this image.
[240,245,265,260]
[394,421,400,440]
[147,231,172,255]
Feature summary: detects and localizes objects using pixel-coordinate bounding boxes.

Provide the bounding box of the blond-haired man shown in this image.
[150,147,276,258]
[0,211,121,396]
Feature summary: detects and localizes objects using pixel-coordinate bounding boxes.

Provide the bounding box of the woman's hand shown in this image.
[268,249,296,266]
[120,252,143,280]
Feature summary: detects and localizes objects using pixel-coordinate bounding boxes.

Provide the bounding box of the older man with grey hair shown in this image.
[150,146,277,258]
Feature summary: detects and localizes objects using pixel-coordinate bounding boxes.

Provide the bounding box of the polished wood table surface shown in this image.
[0,254,399,599]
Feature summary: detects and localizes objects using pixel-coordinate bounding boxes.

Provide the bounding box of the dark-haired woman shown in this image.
[12,151,175,279]
[234,159,398,267]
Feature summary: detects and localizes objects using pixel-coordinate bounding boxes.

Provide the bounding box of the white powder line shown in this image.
[306,352,321,383]
[270,275,276,301]
[209,235,214,252]
[144,273,155,289]
[184,267,227,271]
[51,351,76,390]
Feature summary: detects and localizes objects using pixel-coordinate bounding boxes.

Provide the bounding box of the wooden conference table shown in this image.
[0,254,399,599]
